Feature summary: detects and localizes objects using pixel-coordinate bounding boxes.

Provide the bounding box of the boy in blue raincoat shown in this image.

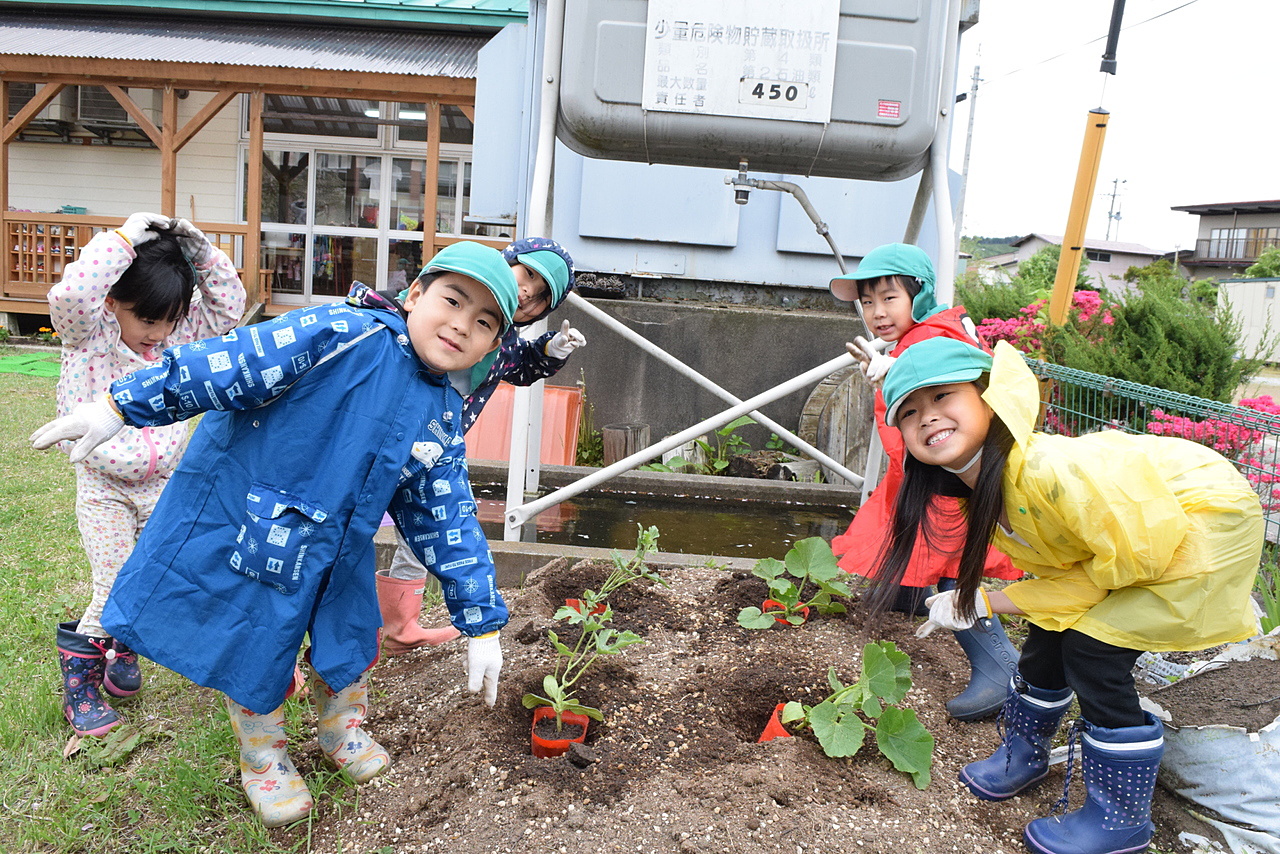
[32,241,518,829]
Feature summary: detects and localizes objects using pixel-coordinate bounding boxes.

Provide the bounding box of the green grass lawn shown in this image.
[0,347,355,853]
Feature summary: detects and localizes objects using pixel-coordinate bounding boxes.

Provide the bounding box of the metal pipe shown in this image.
[565,291,864,486]
[504,0,567,540]
[507,351,859,529]
[929,0,963,307]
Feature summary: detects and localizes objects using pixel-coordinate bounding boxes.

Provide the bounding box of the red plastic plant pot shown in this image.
[565,598,607,616]
[762,599,810,625]
[758,703,792,743]
[530,706,590,758]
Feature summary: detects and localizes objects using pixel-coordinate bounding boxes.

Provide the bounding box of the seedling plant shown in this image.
[737,536,852,628]
[642,415,757,475]
[781,641,935,789]
[522,525,661,730]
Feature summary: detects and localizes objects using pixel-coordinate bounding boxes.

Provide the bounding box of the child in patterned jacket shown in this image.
[47,212,245,738]
[377,237,586,654]
[33,241,516,829]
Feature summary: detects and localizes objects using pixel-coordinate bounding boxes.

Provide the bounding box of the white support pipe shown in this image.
[929,0,963,307]
[504,0,566,541]
[507,351,859,529]
[566,291,863,487]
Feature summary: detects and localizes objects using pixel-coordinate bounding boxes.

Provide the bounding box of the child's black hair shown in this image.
[108,233,194,323]
[866,380,1016,623]
[856,274,921,302]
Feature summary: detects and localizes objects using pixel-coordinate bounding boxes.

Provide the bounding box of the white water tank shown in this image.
[557,0,962,181]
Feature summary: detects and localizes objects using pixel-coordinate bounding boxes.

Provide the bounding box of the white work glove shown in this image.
[847,336,896,385]
[168,217,216,266]
[30,398,125,463]
[116,212,170,247]
[466,633,503,707]
[545,319,586,360]
[916,589,992,638]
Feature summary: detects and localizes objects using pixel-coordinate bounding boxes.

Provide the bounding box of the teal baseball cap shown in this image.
[421,242,517,331]
[829,243,941,322]
[883,337,993,427]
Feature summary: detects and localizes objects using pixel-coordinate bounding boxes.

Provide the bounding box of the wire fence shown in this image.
[1023,355,1280,545]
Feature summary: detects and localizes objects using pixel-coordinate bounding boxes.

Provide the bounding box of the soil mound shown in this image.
[278,558,1233,853]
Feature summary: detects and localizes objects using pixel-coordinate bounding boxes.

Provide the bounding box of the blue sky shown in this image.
[951,0,1277,252]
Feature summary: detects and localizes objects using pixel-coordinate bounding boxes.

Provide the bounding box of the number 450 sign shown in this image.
[642,0,840,124]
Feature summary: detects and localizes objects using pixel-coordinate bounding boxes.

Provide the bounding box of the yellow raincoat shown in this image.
[984,341,1262,652]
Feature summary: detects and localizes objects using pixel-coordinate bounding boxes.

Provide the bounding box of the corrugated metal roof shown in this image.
[0,11,492,76]
[0,0,527,29]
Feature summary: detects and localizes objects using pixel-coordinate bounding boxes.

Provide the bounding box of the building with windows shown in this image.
[971,232,1167,292]
[1171,199,1280,281]
[0,0,524,318]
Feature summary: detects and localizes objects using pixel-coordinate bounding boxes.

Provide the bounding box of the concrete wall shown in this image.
[551,296,858,450]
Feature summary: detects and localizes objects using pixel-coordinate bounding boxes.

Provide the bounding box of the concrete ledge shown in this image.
[466,460,861,508]
[374,525,756,589]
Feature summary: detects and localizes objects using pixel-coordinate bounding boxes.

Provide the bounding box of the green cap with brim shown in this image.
[829,242,941,322]
[420,242,518,330]
[517,249,572,305]
[883,337,993,427]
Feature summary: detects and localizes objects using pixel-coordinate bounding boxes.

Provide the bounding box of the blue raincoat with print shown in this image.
[100,289,507,713]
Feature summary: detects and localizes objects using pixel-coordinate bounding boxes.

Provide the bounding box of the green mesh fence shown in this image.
[1022,355,1280,544]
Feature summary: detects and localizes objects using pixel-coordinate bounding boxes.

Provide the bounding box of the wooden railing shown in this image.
[1,213,259,312]
[1,212,508,317]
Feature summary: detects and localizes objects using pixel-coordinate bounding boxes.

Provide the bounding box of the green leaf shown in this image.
[751,557,786,582]
[875,707,935,789]
[780,701,807,724]
[807,701,868,758]
[767,578,798,601]
[787,537,840,582]
[737,607,778,630]
[521,693,551,709]
[826,666,845,694]
[862,641,912,706]
[860,695,883,718]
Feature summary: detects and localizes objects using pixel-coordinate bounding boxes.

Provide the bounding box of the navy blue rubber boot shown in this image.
[948,617,1019,721]
[56,621,121,737]
[960,673,1074,801]
[102,638,142,698]
[1023,712,1164,854]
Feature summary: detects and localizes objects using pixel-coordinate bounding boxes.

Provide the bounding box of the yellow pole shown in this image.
[1049,108,1109,325]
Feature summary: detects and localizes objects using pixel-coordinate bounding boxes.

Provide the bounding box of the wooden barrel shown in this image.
[797,366,882,487]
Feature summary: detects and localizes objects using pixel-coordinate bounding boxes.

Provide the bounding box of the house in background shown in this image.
[970,232,1166,292]
[0,0,525,323]
[1171,199,1280,281]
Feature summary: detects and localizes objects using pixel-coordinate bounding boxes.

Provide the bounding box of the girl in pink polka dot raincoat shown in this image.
[47,212,245,738]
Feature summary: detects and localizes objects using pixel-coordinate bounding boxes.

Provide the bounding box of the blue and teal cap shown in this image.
[503,237,575,314]
[883,337,992,427]
[829,243,942,322]
[421,242,518,331]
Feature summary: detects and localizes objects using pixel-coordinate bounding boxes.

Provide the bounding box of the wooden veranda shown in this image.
[0,55,484,316]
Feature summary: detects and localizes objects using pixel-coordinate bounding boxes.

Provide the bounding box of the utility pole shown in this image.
[953,65,981,250]
[1104,177,1126,241]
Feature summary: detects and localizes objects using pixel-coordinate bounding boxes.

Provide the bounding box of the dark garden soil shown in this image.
[1144,656,1280,732]
[274,557,1274,854]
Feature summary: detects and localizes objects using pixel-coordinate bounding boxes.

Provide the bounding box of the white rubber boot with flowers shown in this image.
[309,668,390,784]
[224,696,314,828]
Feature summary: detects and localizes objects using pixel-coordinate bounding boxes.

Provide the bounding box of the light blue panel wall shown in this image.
[577,158,741,247]
[470,23,528,224]
[774,171,958,260]
[554,141,959,289]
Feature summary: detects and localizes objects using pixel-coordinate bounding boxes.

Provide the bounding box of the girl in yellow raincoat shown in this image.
[875,337,1262,854]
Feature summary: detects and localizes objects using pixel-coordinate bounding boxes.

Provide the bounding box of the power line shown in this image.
[980,0,1201,84]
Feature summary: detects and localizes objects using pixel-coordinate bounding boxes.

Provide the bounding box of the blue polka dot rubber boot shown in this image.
[310,669,390,784]
[960,673,1074,801]
[56,621,121,737]
[224,696,314,828]
[1023,712,1165,854]
[102,638,142,698]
